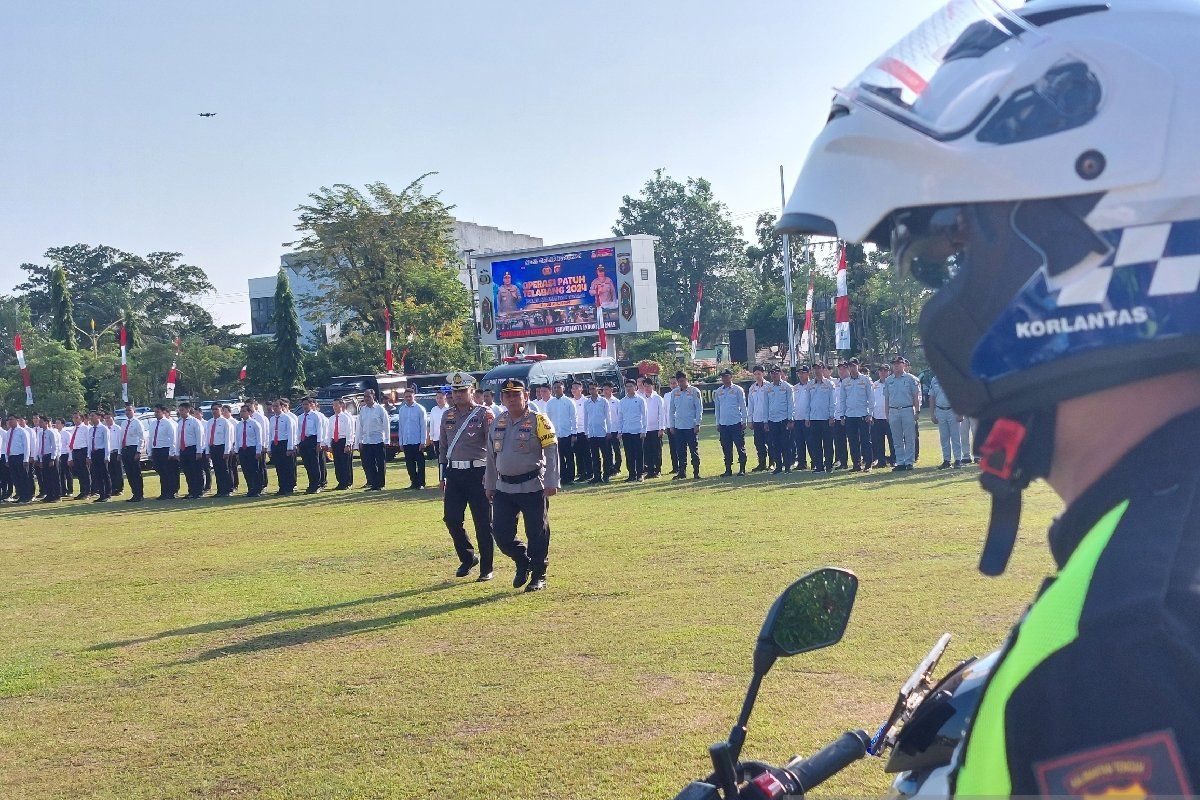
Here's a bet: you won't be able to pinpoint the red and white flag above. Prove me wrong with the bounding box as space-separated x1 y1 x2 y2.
595 301 607 351
165 337 180 399
383 307 394 372
13 334 32 406
834 244 850 351
119 324 129 403
238 364 247 381
800 273 814 356
689 283 703 361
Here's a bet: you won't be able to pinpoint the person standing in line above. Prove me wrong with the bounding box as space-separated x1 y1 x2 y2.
638 377 665 478
188 406 211 495
663 374 681 476
68 411 92 499
316 405 330 490
479 389 503 420
37 416 61 503
268 399 298 495
831 363 849 469
602 382 622 478
806 364 836 473
87 410 112 503
428 389 449 461
746 365 770 472
545 381 578 485
884 356 922 471
7 416 33 503
570 381 591 482
583 382 612 484
871 365 895 468
713 368 748 477
148 405 179 500
220 406 240 492
29 414 45 500
175 403 205 499
0 420 9 501
249 399 270 490
206 402 234 497
929 374 965 469
357 389 389 490
235 405 265 497
616 378 648 482
328 398 356 490
55 418 73 498
119 403 147 502
103 412 124 497
397 388 428 490
669 371 703 480
764 366 794 474
839 358 874 472
790 366 812 470
296 397 325 494
485 378 559 593
439 372 495 581
959 416 976 464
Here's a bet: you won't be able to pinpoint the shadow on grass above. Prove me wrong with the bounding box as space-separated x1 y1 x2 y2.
88 581 462 651
169 591 512 663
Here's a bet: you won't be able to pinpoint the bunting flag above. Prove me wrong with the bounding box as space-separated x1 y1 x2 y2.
800 273 814 356
834 244 850 351
689 283 703 361
238 364 247 381
595 301 607 351
165 337 180 399
119 324 129 403
14 334 32 406
383 307 394 372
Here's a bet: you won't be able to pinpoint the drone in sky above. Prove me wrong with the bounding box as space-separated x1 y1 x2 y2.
197 112 217 118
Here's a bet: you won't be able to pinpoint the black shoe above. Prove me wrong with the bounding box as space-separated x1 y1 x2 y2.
587 478 602 485
892 465 904 472
73 494 86 501
513 564 530 589
93 497 109 503
524 576 547 593
305 487 323 494
456 555 480 578
720 469 733 477
825 468 834 474
750 465 766 473
692 472 700 480
937 461 951 469
772 467 782 475
477 571 494 582
671 473 686 481
247 492 261 498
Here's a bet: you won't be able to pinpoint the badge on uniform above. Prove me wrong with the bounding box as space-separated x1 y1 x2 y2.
1035 730 1193 797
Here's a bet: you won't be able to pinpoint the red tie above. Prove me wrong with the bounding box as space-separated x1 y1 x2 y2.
70 426 78 449
210 418 217 446
302 412 308 437
180 421 185 450
154 420 160 447
123 420 130 447
274 417 280 445
242 423 247 448
6 431 13 457
333 414 339 441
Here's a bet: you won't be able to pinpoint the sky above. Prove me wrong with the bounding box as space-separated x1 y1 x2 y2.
0 0 946 331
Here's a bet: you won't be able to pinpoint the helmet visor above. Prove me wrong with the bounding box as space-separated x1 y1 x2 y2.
839 0 1043 139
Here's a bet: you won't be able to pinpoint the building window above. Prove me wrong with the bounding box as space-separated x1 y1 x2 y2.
251 296 276 335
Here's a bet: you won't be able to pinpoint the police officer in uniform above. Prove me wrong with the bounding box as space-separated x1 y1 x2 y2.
485 378 559 593
884 357 921 471
713 368 748 477
929 374 964 468
439 372 495 582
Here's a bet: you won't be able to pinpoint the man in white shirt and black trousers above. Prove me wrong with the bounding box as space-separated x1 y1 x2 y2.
235 404 265 497
119 403 147 502
55 418 73 498
104 412 124 497
68 411 91 499
37 416 61 503
148 405 179 499
356 389 390 491
296 397 325 494
328 398 356 490
86 410 112 502
269 398 299 496
206 401 235 497
176 402 207 499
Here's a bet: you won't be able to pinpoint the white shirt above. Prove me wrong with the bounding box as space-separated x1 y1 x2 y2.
605 395 621 432
428 404 448 442
357 404 390 445
150 417 179 456
641 390 665 432
297 410 324 440
107 423 122 453
178 416 206 451
271 411 299 447
397 402 428 446
235 418 265 453
69 422 92 452
747 381 770 424
792 380 812 422
328 411 356 448
872 380 889 420
59 427 73 451
571 395 586 433
120 417 147 452
545 395 578 437
208 415 234 448
88 423 110 461
617 394 649 434
38 427 62 459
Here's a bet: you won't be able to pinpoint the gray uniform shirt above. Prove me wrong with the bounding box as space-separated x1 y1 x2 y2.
840 374 874 418
485 408 561 493
439 404 492 465
885 373 923 410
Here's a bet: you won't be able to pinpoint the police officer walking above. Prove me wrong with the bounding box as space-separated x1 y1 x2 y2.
485 378 559 593
440 372 495 582
713 368 748 477
884 356 922 471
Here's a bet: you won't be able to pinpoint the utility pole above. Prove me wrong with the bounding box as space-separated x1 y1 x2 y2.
779 166 797 380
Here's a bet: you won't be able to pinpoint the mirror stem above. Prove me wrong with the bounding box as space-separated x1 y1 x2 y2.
729 671 764 762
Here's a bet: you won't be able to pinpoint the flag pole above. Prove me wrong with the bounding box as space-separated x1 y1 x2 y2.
779 166 796 377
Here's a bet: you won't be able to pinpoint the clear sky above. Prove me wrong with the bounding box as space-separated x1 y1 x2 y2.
0 0 945 330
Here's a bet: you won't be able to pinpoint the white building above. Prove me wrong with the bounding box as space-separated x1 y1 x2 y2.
248 220 542 344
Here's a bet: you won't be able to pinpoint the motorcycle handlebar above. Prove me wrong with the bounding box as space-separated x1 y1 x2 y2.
782 729 871 794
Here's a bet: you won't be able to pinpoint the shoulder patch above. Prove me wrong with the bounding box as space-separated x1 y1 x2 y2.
534 413 556 447
1035 730 1192 797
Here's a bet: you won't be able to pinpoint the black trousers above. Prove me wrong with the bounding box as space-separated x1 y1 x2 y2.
443 466 493 573
59 454 73 495
239 447 262 495
845 416 872 468
644 430 663 475
791 422 808 469
573 433 592 480
556 434 576 484
108 452 124 494
272 443 296 493
151 447 176 498
41 456 60 501
211 443 231 494
403 444 425 487
587 436 611 481
871 419 894 465
675 428 700 474
751 422 769 467
72 448 91 496
10 455 30 501
807 420 834 471
834 421 848 467
332 438 354 488
90 450 112 499
666 429 680 474
201 455 212 492
299 436 321 491
767 421 789 469
122 446 144 499
180 446 203 496
492 489 549 576
718 424 747 469
230 455 239 489
621 433 644 478
318 445 328 487
609 432 622 472
360 442 385 488
0 457 10 500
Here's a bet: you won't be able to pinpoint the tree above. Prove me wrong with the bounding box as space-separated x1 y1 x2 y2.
613 170 755 342
304 333 385 389
0 336 86 419
293 176 473 367
273 269 306 393
49 266 76 350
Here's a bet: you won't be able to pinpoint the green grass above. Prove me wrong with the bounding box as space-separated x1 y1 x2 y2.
0 422 1061 799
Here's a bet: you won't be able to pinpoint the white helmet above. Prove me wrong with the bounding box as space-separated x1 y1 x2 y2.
778 0 1200 420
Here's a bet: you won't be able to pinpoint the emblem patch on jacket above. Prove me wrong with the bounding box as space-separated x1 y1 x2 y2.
1034 730 1192 797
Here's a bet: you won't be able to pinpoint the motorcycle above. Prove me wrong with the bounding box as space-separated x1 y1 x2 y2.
673 568 995 800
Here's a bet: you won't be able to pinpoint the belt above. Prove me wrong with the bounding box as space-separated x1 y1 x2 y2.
499 468 540 484
448 459 486 469
937 405 953 410
889 406 914 410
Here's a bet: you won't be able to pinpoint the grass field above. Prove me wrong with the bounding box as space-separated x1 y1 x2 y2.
1 421 1062 799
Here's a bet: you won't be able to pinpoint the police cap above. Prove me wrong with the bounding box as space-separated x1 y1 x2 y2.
446 371 476 390
799 365 810 373
752 364 765 373
500 378 526 393
719 368 733 376
891 355 910 365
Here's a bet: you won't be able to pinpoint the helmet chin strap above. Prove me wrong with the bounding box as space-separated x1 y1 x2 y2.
974 409 1057 576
